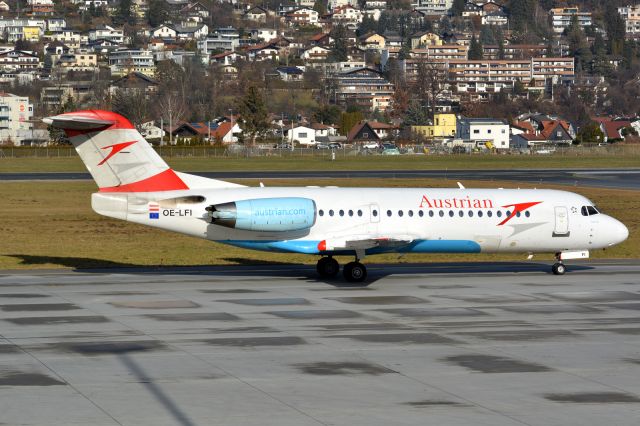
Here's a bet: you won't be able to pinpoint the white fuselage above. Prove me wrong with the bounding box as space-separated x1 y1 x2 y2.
93 186 629 257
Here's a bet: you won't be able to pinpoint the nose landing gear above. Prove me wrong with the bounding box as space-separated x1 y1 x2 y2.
552 253 566 275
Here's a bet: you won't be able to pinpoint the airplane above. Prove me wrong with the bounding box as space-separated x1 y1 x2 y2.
43 110 629 284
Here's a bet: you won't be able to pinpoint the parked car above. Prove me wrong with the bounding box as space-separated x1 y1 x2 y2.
362 142 379 149
273 143 293 149
315 143 330 149
328 142 342 149
381 143 400 155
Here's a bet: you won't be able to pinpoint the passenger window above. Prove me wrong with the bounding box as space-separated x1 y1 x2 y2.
348 210 353 216
408 210 414 217
319 209 324 216
449 210 454 217
525 211 530 218
439 210 444 217
398 210 404 217
419 210 424 217
478 210 483 217
357 209 363 217
505 210 511 217
458 210 463 217
496 211 502 218
429 210 434 217
329 210 334 216
487 210 492 217
387 210 392 217
516 211 521 217
339 210 344 216
468 210 473 217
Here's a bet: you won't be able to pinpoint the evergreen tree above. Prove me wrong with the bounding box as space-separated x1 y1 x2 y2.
329 24 349 62
450 0 465 17
313 0 326 15
566 15 591 73
604 3 626 55
480 25 495 45
115 0 135 25
509 0 536 35
495 26 506 59
339 111 363 136
468 35 483 60
358 14 377 37
236 86 269 146
147 0 169 27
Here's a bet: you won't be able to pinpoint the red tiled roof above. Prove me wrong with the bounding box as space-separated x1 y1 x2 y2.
512 121 534 133
602 120 631 139
540 120 571 138
310 33 329 41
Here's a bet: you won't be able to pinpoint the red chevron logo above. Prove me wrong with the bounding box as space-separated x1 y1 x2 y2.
498 201 542 226
98 140 137 166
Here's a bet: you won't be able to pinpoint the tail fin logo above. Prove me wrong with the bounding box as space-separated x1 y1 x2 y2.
98 140 137 166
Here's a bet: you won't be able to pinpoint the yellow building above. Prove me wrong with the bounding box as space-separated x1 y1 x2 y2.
22 26 41 42
360 33 385 50
410 32 443 49
412 113 457 139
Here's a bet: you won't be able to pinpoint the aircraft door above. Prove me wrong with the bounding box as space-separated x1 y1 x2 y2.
553 206 570 237
370 204 380 223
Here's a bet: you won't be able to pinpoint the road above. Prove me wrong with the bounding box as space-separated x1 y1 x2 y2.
2 168 640 190
1 261 640 425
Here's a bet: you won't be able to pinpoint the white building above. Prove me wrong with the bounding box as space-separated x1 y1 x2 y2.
88 25 125 44
456 118 510 149
411 0 452 15
549 7 592 34
619 5 640 35
286 125 316 145
250 28 278 42
109 49 155 77
0 93 39 146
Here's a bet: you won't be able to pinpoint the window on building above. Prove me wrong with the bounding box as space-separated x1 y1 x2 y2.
299 132 307 138
473 129 480 134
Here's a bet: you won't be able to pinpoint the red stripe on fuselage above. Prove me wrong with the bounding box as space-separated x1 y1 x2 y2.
99 169 189 193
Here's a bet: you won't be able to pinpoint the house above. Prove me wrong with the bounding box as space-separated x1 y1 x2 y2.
301 45 330 62
28 0 54 15
309 32 331 47
88 25 125 44
511 115 575 146
0 50 41 71
311 123 336 138
210 51 240 66
592 117 632 143
331 5 363 29
0 2 10 12
359 33 385 50
409 32 442 49
245 38 290 61
250 28 278 42
54 50 98 72
151 24 178 39
245 6 269 22
412 113 456 139
171 120 241 143
180 1 209 19
456 118 510 149
140 121 166 141
285 125 316 145
285 8 320 26
347 121 397 142
276 66 304 81
110 72 159 97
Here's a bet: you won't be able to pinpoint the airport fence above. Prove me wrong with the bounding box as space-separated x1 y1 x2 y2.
1 144 639 159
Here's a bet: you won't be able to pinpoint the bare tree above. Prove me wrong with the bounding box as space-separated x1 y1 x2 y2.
155 91 187 145
412 58 448 119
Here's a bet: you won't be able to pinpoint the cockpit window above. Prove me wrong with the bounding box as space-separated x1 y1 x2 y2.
581 206 599 216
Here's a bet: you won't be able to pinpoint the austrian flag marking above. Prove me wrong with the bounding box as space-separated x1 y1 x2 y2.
149 202 160 219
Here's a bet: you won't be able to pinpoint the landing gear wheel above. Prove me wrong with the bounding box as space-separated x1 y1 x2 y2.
343 262 367 283
552 262 566 275
317 257 339 278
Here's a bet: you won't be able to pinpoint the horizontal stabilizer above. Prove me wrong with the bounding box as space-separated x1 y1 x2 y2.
43 115 114 130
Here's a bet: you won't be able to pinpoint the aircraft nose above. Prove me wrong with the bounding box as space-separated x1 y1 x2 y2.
609 218 629 246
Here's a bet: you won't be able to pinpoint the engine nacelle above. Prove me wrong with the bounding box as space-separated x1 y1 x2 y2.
207 197 316 232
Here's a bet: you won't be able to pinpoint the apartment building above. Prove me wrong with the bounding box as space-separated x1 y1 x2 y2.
333 67 395 112
447 57 574 98
483 44 548 60
549 7 592 34
109 49 155 77
618 5 640 36
411 44 468 60
0 93 36 146
457 117 510 149
411 0 452 15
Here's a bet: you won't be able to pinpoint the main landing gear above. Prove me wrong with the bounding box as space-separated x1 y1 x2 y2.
316 256 368 283
552 253 567 275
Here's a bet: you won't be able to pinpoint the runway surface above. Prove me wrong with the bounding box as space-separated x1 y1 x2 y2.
2 168 640 190
1 261 640 425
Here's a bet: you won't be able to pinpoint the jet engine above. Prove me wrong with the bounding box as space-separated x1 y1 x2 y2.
206 197 316 232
